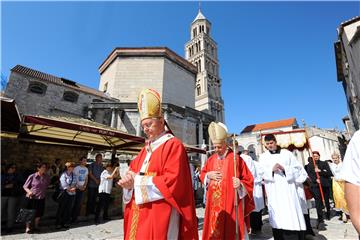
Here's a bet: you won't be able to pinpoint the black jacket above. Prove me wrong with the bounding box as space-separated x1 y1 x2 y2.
305 160 333 187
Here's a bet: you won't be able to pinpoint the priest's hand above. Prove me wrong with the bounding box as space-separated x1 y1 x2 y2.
117 171 135 189
272 163 284 173
232 177 241 189
208 171 222 181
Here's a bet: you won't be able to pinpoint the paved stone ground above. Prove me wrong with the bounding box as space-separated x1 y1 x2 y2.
1 207 358 239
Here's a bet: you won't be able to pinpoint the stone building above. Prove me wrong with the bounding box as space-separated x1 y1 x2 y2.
235 118 344 164
93 47 215 148
236 118 299 160
334 16 360 133
5 65 118 121
4 10 222 154
185 10 225 122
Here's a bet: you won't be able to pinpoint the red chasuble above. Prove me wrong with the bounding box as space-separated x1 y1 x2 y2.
200 151 254 240
123 137 199 240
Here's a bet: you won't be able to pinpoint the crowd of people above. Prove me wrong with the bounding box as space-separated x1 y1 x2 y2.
1 154 123 234
2 88 359 240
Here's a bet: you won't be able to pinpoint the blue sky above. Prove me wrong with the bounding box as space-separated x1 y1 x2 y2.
2 1 359 133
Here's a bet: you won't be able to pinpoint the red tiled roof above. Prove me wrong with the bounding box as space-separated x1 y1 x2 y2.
241 118 297 133
11 65 113 100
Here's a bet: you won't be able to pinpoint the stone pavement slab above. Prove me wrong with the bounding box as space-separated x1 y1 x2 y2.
1 207 358 239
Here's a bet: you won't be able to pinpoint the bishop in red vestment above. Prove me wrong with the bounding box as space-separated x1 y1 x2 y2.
200 122 254 240
117 89 198 240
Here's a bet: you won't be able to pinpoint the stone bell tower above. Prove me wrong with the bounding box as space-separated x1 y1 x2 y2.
185 9 225 122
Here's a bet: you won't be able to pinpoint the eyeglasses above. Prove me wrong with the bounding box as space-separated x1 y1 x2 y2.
141 118 160 130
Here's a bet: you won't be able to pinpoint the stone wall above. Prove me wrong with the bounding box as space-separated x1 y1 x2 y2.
1 137 124 221
5 71 114 118
1 138 89 170
99 56 196 108
163 58 195 108
100 57 165 103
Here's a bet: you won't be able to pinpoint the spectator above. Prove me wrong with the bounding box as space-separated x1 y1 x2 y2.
95 163 118 224
1 163 24 233
23 162 50 233
48 158 62 189
71 156 89 223
86 154 104 217
306 151 333 229
55 162 77 229
329 152 349 223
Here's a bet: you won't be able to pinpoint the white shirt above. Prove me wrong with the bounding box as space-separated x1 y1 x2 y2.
341 130 360 186
98 170 113 194
258 148 307 231
73 165 88 188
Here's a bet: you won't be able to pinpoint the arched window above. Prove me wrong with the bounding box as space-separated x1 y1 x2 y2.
196 85 201 96
198 41 201 51
198 60 201 72
28 81 47 95
63 91 79 103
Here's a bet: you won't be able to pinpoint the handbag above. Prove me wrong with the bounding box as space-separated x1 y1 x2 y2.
16 208 36 223
52 188 64 202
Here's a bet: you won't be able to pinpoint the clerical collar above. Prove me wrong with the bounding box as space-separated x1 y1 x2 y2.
269 147 281 154
217 149 228 160
145 131 172 154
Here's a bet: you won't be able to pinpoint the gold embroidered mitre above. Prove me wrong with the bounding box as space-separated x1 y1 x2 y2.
138 88 162 121
208 122 228 144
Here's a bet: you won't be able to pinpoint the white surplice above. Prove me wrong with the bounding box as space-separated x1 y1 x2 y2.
241 154 265 212
258 148 307 231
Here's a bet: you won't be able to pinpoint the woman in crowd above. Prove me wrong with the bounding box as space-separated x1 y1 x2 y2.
95 163 118 224
23 162 50 233
1 163 24 233
329 152 349 223
55 162 77 229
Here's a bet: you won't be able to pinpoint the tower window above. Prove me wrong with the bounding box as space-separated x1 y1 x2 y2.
193 28 197 37
103 82 108 93
63 91 79 103
196 85 201 96
28 81 47 95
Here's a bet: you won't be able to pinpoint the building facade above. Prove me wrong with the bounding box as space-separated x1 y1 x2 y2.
185 10 225 122
98 47 197 108
235 118 344 165
334 16 360 133
94 47 215 148
5 65 117 120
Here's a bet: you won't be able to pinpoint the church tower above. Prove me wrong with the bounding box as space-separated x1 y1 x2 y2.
185 9 225 122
